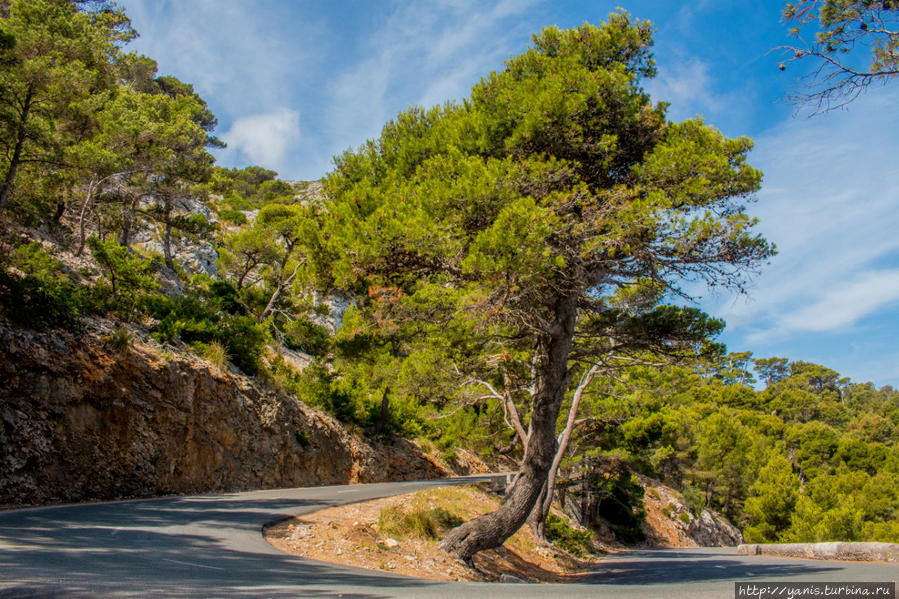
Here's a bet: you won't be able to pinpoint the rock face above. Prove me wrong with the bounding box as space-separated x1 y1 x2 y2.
640 476 744 548
0 319 446 507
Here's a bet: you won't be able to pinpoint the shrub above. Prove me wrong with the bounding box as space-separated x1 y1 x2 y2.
0 243 93 329
545 514 594 557
149 286 268 376
217 208 248 225
0 271 87 329
679 512 691 524
219 315 268 375
87 237 159 319
682 485 705 516
593 469 647 543
284 318 331 356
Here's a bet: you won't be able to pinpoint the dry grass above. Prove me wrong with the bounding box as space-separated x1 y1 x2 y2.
202 341 229 370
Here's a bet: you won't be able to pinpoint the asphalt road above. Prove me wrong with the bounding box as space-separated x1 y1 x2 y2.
0 477 895 598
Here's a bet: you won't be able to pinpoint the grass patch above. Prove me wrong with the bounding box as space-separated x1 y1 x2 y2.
107 326 132 352
201 340 229 370
377 501 463 540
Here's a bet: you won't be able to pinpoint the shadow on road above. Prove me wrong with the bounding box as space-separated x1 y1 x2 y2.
583 549 840 585
0 495 440 598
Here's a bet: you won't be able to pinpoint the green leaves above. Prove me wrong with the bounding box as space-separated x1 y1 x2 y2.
0 0 131 212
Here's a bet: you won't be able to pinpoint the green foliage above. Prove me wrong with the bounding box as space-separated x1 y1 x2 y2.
682 486 705 516
205 166 293 206
87 236 159 318
283 319 331 356
575 357 899 544
743 450 800 542
592 469 646 543
545 514 594 557
0 242 93 329
0 0 133 214
217 208 248 225
148 281 268 376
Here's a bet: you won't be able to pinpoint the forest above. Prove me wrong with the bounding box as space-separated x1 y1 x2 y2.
1 0 897 556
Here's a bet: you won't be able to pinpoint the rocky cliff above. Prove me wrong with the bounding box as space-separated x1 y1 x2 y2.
639 476 744 547
0 318 447 507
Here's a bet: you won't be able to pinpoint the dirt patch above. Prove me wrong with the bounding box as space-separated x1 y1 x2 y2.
264 484 599 583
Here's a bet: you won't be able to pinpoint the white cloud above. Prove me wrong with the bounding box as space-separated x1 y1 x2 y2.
646 58 727 120
778 269 899 333
322 0 539 166
704 89 899 342
120 1 320 116
222 109 301 170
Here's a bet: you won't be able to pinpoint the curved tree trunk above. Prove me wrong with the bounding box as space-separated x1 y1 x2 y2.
529 363 600 540
439 296 577 562
0 83 33 213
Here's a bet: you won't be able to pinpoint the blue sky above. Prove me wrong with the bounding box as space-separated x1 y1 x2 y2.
119 0 899 388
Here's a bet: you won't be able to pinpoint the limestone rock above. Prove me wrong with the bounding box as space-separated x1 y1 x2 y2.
0 318 448 507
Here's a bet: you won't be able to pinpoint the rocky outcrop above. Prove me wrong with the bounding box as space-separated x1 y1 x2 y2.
640 477 743 548
0 319 447 507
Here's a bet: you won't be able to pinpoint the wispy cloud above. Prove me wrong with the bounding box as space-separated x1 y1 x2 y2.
646 58 728 121
322 0 540 167
121 0 323 118
221 109 301 172
705 90 899 346
779 269 899 333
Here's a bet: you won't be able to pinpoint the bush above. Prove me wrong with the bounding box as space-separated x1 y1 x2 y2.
149 286 268 376
682 485 705 516
0 243 94 329
545 514 594 557
217 208 248 225
284 318 331 356
0 271 88 329
592 469 647 543
87 237 159 319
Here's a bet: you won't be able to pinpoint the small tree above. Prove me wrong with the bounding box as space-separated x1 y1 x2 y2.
324 13 773 561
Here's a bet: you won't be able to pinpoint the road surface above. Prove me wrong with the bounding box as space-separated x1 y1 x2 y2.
0 477 895 598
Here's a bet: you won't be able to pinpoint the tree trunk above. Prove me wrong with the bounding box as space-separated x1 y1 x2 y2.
439 295 577 562
0 83 34 213
529 363 600 540
119 194 138 247
376 385 391 434
76 178 98 256
162 196 174 270
53 202 65 224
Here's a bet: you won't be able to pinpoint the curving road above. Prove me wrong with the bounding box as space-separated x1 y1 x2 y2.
0 477 895 598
